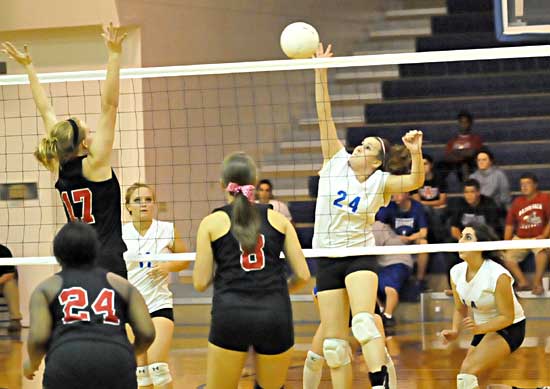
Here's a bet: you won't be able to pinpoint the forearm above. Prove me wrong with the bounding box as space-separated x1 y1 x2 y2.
163 261 189 272
410 148 425 189
315 68 333 122
25 64 56 128
451 308 466 333
27 340 47 370
101 52 121 108
287 274 308 294
474 315 513 334
504 226 514 241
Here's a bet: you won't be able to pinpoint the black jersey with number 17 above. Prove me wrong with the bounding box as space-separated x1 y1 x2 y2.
210 204 287 296
55 156 127 276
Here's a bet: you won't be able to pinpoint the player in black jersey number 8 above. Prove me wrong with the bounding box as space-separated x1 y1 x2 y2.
193 152 310 389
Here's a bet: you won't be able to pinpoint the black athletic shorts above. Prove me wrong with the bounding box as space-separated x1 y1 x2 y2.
209 291 294 355
44 339 136 389
150 308 174 322
471 319 526 353
316 256 379 292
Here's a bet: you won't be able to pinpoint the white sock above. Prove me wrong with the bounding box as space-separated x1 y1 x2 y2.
384 312 392 319
303 350 324 389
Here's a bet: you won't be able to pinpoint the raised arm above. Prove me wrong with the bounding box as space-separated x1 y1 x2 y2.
314 43 343 162
385 130 425 195
1 42 57 132
86 23 127 169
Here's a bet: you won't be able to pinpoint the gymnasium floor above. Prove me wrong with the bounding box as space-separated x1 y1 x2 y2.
1 320 549 388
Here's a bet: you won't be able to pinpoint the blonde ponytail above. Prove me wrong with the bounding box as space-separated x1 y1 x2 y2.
34 136 60 172
33 118 85 171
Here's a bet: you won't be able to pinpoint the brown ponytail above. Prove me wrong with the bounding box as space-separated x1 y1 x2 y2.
221 152 260 253
33 117 85 172
377 138 411 175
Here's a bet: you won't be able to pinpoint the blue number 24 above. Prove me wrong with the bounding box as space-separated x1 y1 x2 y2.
333 190 361 213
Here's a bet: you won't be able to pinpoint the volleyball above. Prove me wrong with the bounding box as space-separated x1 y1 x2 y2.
280 22 320 59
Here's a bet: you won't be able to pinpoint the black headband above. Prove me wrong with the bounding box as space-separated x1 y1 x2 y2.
67 119 80 148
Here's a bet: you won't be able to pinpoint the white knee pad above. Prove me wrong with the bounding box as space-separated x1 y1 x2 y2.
322 338 351 368
148 362 173 386
136 366 153 387
351 312 382 345
457 373 478 389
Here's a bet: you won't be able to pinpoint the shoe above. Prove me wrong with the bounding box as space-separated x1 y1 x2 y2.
382 314 396 328
7 319 22 332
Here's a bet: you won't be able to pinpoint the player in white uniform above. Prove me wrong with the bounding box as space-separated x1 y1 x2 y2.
441 223 526 389
123 183 188 389
310 43 424 389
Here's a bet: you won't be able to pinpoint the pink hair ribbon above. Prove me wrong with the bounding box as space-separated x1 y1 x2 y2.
226 182 256 202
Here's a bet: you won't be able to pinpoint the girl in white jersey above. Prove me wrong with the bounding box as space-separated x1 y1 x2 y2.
310 43 424 389
123 183 188 389
441 223 526 389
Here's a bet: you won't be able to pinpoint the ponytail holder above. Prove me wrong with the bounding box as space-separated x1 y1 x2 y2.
67 119 80 148
226 182 256 203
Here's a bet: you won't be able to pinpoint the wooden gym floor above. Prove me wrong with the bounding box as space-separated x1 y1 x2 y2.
1 319 549 389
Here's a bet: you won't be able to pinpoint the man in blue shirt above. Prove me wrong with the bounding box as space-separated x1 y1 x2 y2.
376 192 430 291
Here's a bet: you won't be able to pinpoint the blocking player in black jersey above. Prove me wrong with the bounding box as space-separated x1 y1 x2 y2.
193 152 310 389
23 222 155 389
2 24 128 277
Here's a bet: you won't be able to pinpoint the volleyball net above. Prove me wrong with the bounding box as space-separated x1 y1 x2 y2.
1 45 550 267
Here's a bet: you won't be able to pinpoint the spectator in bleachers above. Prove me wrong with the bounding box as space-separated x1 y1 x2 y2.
256 179 293 222
372 221 413 328
376 192 430 291
503 173 550 295
0 244 22 332
470 148 511 212
450 179 502 240
412 154 448 243
438 110 484 183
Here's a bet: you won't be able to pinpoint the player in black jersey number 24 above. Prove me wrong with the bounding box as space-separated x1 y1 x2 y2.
194 152 311 389
23 222 155 389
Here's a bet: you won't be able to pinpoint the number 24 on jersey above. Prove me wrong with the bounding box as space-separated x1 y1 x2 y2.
333 190 361 213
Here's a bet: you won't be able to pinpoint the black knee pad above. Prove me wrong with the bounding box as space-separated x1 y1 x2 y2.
368 365 388 388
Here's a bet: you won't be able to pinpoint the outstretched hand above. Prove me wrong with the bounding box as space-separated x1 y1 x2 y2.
101 22 127 54
314 42 333 59
1 42 32 66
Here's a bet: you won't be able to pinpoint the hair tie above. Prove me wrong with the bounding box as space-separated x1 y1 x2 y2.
67 119 80 148
226 182 255 202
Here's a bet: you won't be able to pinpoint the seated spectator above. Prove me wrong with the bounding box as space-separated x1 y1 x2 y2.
470 148 511 212
372 221 413 328
376 192 430 291
438 110 484 183
0 244 22 332
450 179 502 241
256 179 293 222
503 173 550 295
412 154 448 243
